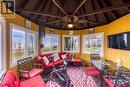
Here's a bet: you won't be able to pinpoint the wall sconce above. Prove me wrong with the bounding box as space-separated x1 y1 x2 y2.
49 29 55 34
88 28 95 34
69 30 74 35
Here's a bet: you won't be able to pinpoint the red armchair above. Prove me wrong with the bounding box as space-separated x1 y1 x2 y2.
17 57 43 79
0 70 46 87
84 66 100 86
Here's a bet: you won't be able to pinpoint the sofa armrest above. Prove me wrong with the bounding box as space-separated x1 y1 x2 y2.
20 70 29 73
20 75 47 87
33 63 44 69
20 70 30 78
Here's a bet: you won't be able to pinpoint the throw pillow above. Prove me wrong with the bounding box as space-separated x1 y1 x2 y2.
52 53 60 61
42 56 49 65
61 54 67 59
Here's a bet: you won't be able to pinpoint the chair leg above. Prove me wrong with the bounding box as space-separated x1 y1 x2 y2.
94 75 102 87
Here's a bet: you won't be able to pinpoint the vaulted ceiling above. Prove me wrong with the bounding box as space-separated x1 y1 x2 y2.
10 0 130 30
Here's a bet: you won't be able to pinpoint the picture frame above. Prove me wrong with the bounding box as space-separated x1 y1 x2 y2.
25 20 32 29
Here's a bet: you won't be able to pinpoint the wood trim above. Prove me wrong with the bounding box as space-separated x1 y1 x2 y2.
16 9 62 18
79 3 130 17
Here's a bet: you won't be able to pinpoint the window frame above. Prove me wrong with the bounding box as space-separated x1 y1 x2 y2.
10 23 38 67
0 14 6 81
82 33 104 57
26 31 38 57
62 35 80 53
42 33 60 53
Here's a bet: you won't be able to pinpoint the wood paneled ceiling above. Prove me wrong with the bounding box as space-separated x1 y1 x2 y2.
9 0 130 30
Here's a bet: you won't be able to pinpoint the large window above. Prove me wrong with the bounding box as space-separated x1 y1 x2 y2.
0 15 6 81
12 29 25 60
82 33 104 56
42 34 60 53
62 35 80 52
27 33 37 56
10 24 38 66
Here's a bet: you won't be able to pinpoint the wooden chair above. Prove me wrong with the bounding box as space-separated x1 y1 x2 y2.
90 54 100 60
0 70 47 87
103 70 130 87
17 57 43 80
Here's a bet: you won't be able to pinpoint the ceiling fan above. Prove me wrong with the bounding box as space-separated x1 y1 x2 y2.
16 0 104 29
46 0 103 29
47 15 102 29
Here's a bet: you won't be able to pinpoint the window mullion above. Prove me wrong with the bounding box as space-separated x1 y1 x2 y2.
51 35 53 53
25 31 27 58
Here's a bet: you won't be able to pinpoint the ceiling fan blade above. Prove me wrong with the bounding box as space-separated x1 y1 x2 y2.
74 23 80 29
61 23 67 29
16 9 62 18
78 3 130 18
73 0 86 15
46 20 63 24
77 19 88 23
52 0 68 15
78 19 105 25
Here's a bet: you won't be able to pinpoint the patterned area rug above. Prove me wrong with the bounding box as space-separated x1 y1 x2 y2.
46 66 97 87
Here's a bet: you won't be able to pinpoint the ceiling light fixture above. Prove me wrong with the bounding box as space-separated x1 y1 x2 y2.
67 23 74 28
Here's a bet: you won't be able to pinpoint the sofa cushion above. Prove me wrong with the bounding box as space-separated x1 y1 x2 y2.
20 75 46 87
103 77 114 87
72 58 82 63
59 52 69 59
38 53 52 61
61 54 67 59
42 56 50 65
46 62 54 69
86 69 100 76
1 70 20 87
52 53 60 61
66 59 72 63
54 60 63 66
22 68 43 78
86 66 96 69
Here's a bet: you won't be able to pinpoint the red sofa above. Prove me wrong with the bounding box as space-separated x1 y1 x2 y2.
38 52 82 69
0 70 46 87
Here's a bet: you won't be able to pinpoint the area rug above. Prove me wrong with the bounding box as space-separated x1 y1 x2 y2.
46 66 97 87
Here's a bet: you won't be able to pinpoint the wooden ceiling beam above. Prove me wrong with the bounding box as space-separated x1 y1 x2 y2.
96 0 116 22
73 0 87 15
79 3 130 17
100 0 117 19
31 0 46 21
46 20 62 24
91 0 98 22
78 19 105 25
52 0 68 15
16 9 62 18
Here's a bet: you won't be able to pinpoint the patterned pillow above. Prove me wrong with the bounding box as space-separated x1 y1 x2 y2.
52 53 60 61
43 56 49 65
61 54 67 59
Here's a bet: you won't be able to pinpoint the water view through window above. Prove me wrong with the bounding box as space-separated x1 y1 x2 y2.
12 29 25 61
52 36 59 52
42 35 51 52
27 33 36 56
63 36 80 52
42 34 59 53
